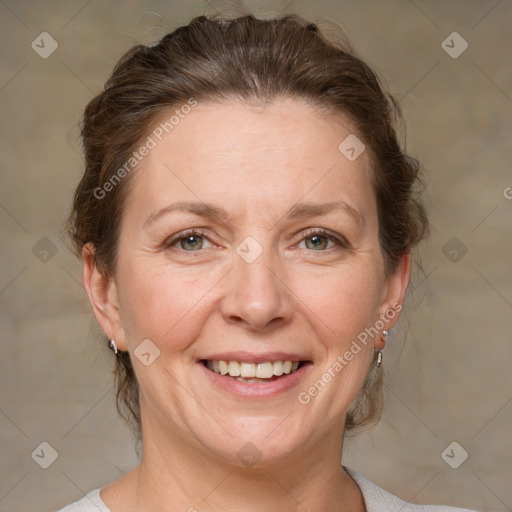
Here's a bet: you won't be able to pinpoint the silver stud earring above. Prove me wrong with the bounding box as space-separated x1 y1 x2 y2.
109 338 119 355
382 330 389 338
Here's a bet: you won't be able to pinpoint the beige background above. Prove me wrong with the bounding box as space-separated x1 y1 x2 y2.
1 1 511 511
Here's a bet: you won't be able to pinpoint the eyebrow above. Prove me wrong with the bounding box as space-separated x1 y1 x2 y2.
287 201 364 227
143 200 364 229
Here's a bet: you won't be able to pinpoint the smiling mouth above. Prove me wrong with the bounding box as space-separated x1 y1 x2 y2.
201 359 307 383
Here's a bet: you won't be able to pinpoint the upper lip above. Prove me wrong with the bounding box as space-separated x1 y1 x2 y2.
200 351 311 364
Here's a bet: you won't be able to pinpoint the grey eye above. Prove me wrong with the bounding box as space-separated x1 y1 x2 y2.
304 235 329 250
180 235 204 251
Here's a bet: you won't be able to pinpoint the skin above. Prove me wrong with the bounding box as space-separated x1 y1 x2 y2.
83 97 410 512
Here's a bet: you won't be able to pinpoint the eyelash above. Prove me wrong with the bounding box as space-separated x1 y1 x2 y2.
165 228 349 252
299 228 348 250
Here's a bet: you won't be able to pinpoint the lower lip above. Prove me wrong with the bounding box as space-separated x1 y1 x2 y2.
197 362 311 398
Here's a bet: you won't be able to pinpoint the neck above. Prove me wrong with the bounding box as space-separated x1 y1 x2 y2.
103 417 365 512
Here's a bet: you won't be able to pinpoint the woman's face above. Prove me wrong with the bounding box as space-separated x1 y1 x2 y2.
92 98 408 467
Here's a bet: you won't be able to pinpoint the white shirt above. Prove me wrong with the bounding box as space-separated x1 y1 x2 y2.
56 467 478 512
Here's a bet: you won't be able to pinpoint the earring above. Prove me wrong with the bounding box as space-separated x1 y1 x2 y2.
109 338 119 355
376 330 389 368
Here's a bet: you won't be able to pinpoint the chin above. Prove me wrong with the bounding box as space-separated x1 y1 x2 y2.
188 413 315 470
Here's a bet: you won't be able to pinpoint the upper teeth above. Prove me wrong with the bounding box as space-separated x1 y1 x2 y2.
206 360 300 378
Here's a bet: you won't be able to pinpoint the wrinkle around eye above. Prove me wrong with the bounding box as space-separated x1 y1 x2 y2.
150 223 361 259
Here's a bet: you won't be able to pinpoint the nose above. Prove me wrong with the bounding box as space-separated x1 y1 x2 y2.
219 246 294 332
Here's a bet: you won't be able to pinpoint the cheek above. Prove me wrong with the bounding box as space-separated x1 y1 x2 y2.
293 264 381 418
117 259 220 352
292 261 384 347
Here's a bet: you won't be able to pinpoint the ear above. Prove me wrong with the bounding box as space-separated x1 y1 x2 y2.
374 251 411 349
82 243 128 351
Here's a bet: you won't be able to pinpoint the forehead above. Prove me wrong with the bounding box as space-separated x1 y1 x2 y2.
126 97 376 224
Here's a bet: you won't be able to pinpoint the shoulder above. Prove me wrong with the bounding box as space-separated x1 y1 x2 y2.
345 467 478 512
56 489 110 512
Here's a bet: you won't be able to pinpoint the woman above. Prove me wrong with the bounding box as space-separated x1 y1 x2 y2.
59 14 477 512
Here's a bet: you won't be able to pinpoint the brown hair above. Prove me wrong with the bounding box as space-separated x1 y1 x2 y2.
67 13 428 436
